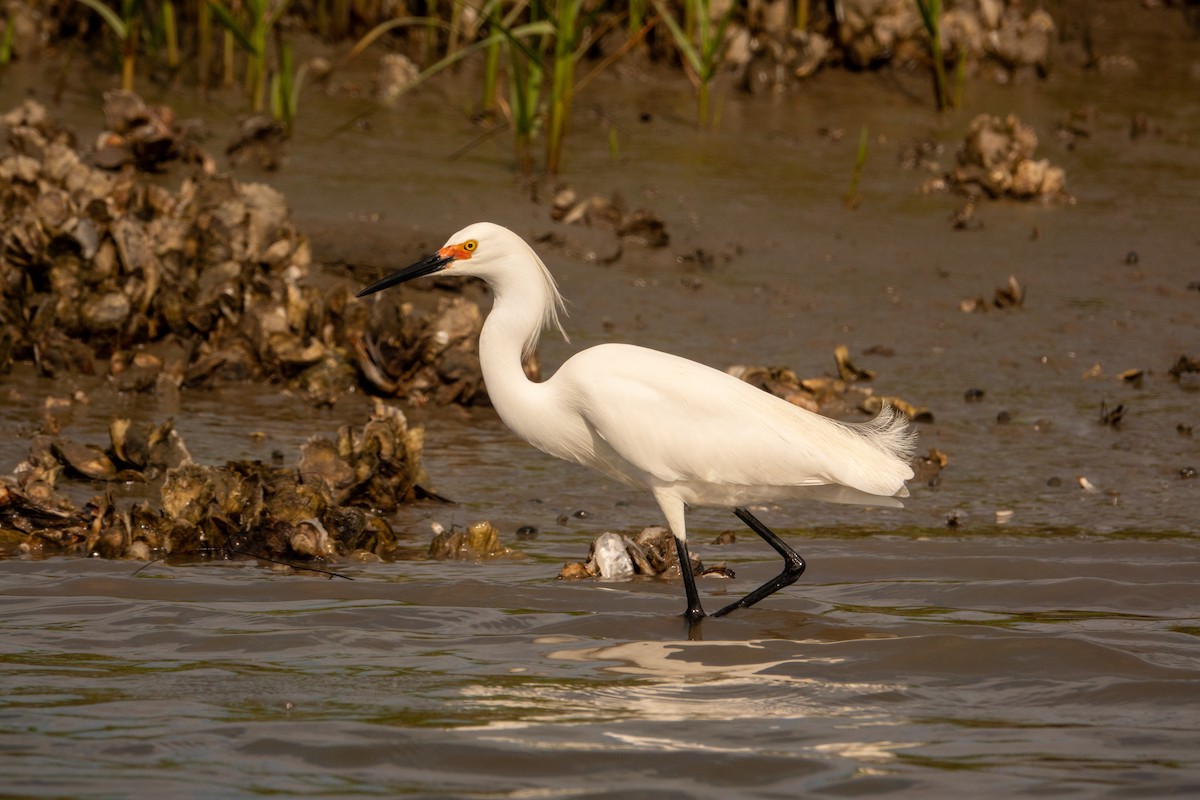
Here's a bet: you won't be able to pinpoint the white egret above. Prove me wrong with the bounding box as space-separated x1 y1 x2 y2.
357 222 917 621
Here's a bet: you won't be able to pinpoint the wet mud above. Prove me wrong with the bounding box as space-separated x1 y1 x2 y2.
2 2 1199 797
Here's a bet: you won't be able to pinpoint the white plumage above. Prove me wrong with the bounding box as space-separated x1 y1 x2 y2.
358 222 917 621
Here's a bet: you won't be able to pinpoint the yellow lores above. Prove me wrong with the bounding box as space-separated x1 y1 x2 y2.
440 239 478 262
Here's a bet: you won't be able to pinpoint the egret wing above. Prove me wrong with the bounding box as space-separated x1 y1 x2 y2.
562 344 911 497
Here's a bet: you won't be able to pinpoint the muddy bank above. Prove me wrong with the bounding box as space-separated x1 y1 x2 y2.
0 7 1197 800
1 93 936 564
0 4 1197 570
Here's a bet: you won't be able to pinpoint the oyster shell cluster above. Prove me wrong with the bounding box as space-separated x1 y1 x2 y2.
0 94 933 569
916 112 1070 203
727 346 933 423
558 526 723 581
835 0 1055 74
949 113 1070 201
718 0 1058 94
550 186 670 250
427 520 511 561
0 97 494 407
93 90 211 172
1 399 425 562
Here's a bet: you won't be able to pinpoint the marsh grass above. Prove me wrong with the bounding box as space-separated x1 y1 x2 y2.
197 0 213 87
914 0 953 111
62 1 740 167
159 0 180 69
208 0 292 112
499 8 551 173
545 0 581 174
59 1 971 177
75 0 140 90
347 0 620 175
269 29 306 131
651 0 735 128
1 5 18 68
843 124 869 208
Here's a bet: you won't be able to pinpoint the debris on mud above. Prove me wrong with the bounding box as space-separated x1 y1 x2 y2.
558 526 732 581
926 114 1071 202
727 347 932 422
95 90 212 173
911 448 950 487
834 344 875 383
1 401 427 562
960 274 1026 312
550 185 670 250
427 520 511 561
376 53 421 104
1098 400 1125 429
225 114 289 171
1168 355 1200 388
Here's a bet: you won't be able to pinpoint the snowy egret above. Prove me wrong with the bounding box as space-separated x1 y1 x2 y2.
357 222 917 621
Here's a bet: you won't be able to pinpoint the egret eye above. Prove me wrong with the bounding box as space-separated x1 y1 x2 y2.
463 239 478 252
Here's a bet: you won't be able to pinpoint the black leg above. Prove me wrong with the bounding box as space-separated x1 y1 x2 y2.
674 535 707 622
711 507 806 617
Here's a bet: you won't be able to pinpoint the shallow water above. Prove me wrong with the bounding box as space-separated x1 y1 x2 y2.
3 7 1200 797
3 534 1199 797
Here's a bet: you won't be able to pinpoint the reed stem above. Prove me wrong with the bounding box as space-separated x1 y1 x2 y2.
915 0 950 111
163 0 179 68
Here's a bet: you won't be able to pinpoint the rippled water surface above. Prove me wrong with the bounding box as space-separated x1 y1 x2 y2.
4 7 1200 797
4 535 1199 797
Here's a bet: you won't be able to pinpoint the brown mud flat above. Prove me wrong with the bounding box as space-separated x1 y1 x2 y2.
0 4 1199 797
0 95 936 564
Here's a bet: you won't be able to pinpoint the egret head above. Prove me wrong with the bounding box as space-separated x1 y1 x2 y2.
356 222 568 355
355 222 514 297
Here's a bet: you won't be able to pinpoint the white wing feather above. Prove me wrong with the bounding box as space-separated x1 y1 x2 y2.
552 344 915 505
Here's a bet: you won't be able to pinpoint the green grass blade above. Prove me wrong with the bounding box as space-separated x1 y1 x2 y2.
844 124 869 207
0 6 16 64
74 0 128 39
206 0 257 54
650 0 703 76
341 16 440 64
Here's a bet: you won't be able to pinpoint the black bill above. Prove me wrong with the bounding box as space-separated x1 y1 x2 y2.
356 252 453 298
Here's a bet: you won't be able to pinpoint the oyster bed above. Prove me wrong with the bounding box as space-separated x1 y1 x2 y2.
1 96 928 567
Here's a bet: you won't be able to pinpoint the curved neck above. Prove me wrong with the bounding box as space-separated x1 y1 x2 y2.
478 281 550 432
